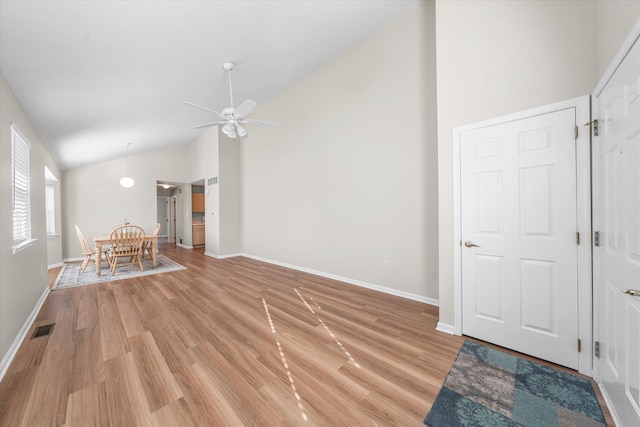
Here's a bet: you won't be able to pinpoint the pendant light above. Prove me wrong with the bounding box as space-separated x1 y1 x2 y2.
120 142 134 188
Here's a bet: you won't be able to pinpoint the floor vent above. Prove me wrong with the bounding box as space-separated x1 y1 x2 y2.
31 323 55 339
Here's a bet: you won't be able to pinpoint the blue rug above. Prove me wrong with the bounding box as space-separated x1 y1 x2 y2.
425 340 606 427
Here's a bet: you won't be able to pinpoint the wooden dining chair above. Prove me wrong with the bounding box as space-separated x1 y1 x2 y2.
142 223 160 259
75 225 108 273
108 225 145 275
108 223 125 234
99 223 126 252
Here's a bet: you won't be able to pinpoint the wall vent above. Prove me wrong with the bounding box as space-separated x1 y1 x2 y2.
208 177 218 185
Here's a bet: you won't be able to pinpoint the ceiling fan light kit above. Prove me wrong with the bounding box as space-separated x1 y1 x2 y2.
185 61 278 139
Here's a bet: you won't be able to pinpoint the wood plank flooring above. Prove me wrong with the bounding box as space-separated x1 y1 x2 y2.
1 242 613 426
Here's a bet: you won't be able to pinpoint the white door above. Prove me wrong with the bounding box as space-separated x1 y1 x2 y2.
460 108 579 369
594 30 640 426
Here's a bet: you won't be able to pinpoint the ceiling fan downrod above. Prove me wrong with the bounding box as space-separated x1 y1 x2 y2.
224 61 235 108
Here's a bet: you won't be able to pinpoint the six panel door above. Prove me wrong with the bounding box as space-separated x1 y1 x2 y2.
460 108 579 369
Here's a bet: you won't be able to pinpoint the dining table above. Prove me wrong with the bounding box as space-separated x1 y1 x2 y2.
93 234 158 276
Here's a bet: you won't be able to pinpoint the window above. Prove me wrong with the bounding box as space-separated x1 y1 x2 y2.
45 184 55 236
44 166 58 237
12 124 34 253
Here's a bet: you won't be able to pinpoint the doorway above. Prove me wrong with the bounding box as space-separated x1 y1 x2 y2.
453 96 592 373
157 196 169 237
157 181 180 243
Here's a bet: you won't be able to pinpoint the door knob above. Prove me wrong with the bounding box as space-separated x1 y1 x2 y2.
464 241 480 248
622 289 640 296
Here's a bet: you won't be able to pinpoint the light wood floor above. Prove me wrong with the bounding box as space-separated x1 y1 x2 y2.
1 242 613 426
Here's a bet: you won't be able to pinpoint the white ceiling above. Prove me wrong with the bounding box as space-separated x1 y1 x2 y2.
0 0 419 170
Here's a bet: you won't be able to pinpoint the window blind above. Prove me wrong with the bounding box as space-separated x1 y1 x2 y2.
12 124 31 244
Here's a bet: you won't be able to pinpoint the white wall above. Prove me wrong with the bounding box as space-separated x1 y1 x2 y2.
241 2 438 300
594 1 640 82
180 130 221 254
435 0 640 327
63 144 188 257
0 74 59 361
61 126 220 259
219 136 241 255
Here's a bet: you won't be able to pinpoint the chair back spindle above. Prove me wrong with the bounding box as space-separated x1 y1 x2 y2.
108 225 146 275
142 223 161 259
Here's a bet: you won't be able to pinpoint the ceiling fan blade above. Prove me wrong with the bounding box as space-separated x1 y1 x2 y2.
193 121 226 129
241 118 279 128
234 99 257 118
184 101 222 116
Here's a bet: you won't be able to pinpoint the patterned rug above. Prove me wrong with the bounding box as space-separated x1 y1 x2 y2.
425 340 606 427
52 254 186 289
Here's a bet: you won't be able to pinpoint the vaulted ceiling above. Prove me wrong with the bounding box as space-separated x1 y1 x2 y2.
0 0 419 170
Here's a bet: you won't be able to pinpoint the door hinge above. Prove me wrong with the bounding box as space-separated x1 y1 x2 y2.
594 231 600 247
594 341 600 358
575 125 579 139
584 119 599 136
576 231 580 245
578 339 582 352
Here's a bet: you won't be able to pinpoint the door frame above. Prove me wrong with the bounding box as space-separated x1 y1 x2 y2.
169 195 177 243
452 95 593 375
591 17 640 420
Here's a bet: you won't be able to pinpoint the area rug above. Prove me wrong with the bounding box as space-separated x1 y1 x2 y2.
425 340 606 427
52 254 186 290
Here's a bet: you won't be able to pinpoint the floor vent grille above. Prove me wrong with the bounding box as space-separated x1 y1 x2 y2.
31 323 55 339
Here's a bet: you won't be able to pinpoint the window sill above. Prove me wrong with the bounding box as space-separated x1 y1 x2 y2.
13 238 37 254
47 234 60 239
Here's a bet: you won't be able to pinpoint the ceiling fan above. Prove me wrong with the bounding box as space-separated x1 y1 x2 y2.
185 62 278 139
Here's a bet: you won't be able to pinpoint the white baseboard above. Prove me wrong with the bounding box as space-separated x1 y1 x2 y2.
63 256 83 263
0 286 50 382
240 253 439 307
436 322 456 335
48 262 63 269
204 252 243 260
176 243 193 249
597 381 621 427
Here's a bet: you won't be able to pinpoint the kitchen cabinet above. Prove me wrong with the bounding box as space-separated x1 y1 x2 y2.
192 193 204 212
192 222 205 247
